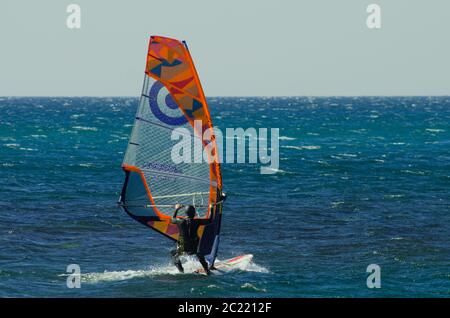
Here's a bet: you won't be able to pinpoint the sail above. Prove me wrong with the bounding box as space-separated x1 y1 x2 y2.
119 36 223 266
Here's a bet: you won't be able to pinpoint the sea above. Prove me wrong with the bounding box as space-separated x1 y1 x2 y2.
0 96 449 297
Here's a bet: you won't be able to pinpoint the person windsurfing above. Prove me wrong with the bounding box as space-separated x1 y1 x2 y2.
170 204 213 275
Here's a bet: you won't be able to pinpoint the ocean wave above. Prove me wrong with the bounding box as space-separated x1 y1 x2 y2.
349 129 367 134
259 167 292 174
4 143 20 148
19 147 37 151
282 145 321 150
72 126 98 131
207 284 221 289
391 142 406 146
331 201 345 208
0 137 16 142
425 128 445 133
240 283 267 292
401 170 426 176
337 153 358 158
384 194 405 199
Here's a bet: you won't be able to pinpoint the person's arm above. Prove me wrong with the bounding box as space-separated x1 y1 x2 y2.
170 204 183 224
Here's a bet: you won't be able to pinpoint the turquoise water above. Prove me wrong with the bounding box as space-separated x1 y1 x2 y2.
0 96 449 297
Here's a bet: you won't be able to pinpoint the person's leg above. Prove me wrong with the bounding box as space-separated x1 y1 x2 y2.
171 248 184 273
196 254 210 275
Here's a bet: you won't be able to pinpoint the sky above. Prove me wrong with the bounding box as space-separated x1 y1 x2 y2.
1 0 449 96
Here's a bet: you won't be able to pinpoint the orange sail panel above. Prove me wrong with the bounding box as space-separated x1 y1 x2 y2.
119 36 223 265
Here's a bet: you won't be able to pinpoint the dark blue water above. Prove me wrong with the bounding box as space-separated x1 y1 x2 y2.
1 96 449 297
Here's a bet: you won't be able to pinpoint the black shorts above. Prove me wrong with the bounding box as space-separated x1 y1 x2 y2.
177 240 198 255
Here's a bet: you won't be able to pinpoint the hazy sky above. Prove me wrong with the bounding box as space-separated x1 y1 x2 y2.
1 0 449 96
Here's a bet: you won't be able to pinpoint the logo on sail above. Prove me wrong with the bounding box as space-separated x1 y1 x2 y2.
148 81 187 126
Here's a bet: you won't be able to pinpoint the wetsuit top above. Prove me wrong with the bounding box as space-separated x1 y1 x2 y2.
172 218 210 252
170 209 212 253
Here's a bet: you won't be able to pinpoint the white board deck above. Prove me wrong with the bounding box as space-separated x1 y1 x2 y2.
195 254 253 274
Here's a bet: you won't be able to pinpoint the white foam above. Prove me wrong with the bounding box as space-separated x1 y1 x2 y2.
337 153 357 158
80 267 177 283
401 170 426 176
4 143 20 148
240 283 267 292
259 167 290 174
0 137 16 142
72 126 98 131
331 201 345 208
278 136 296 141
282 145 321 150
384 194 405 199
78 256 269 283
425 128 445 133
